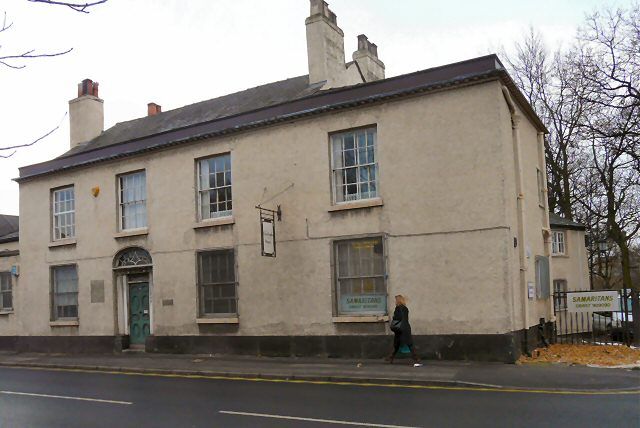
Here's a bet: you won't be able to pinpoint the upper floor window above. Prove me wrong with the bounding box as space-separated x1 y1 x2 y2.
197 154 232 220
0 272 12 312
51 265 78 320
119 171 147 230
331 127 378 204
52 186 75 240
552 231 566 255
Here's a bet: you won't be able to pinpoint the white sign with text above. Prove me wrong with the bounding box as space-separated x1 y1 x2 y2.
567 291 620 313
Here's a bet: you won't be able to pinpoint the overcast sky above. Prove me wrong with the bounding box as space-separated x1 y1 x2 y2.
0 0 633 215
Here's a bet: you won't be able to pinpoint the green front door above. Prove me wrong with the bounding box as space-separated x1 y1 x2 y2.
129 283 150 344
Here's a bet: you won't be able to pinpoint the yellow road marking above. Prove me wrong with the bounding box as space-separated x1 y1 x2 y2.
1 365 638 396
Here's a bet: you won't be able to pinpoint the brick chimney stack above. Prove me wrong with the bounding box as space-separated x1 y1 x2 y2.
147 103 162 116
69 78 104 149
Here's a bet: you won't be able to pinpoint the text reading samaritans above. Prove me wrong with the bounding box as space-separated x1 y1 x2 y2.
566 291 620 313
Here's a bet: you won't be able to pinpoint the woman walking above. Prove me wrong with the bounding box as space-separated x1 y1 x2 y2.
387 295 422 366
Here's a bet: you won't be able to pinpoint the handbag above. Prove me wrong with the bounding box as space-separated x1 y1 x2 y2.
390 319 402 332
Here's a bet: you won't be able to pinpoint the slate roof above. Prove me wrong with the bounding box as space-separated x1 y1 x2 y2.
61 75 324 159
18 54 546 181
549 212 586 230
0 214 19 243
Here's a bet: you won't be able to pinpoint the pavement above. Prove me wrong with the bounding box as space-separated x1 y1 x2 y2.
0 351 638 392
1 365 639 428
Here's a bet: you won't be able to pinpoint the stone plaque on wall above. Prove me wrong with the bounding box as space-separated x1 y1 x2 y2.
90 280 105 303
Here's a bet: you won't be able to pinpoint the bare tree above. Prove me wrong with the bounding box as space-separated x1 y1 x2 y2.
0 0 107 157
573 3 640 344
503 30 589 221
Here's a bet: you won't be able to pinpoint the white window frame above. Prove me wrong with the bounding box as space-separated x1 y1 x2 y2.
197 249 237 317
330 127 379 204
0 272 12 312
51 265 79 321
334 236 387 316
552 231 566 256
118 170 147 231
197 153 232 221
52 186 75 241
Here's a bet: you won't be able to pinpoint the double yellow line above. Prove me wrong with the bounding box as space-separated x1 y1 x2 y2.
3 365 639 396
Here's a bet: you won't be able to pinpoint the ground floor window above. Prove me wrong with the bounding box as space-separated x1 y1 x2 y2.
52 265 78 320
334 237 386 315
553 279 568 311
0 272 12 311
197 250 237 316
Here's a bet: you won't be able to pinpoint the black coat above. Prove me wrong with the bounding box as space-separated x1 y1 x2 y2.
392 304 413 347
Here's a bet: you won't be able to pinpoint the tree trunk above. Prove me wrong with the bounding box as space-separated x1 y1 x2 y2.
617 238 640 345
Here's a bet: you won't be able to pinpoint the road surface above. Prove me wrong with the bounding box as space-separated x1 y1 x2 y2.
0 367 638 427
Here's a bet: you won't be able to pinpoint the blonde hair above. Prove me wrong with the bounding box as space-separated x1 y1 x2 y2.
395 295 406 305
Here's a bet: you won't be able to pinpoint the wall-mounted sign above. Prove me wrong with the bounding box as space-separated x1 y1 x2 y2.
527 282 535 299
257 205 280 257
567 291 620 313
261 218 275 257
339 294 386 313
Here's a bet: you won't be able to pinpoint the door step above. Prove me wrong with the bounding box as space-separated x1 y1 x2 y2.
123 344 145 353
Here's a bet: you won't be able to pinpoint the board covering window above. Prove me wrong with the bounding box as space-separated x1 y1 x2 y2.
52 186 75 240
52 265 78 320
119 171 147 230
334 237 386 315
197 250 237 316
197 154 232 221
0 272 12 311
552 231 566 255
535 256 551 299
331 127 378 204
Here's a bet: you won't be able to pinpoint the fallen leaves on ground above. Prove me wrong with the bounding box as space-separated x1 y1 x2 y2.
518 344 640 367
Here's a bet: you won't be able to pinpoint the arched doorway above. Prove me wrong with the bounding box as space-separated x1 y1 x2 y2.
113 247 153 348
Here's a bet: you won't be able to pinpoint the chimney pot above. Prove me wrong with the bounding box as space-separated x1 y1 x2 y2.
78 78 99 97
147 102 162 116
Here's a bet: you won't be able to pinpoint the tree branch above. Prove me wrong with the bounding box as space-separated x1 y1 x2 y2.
0 112 67 156
27 0 108 13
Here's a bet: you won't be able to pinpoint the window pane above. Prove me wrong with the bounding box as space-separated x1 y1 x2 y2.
335 238 386 315
52 186 75 240
198 251 237 315
331 128 378 203
53 266 78 319
198 154 231 220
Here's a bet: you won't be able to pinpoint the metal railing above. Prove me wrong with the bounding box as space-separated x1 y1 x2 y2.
551 290 634 346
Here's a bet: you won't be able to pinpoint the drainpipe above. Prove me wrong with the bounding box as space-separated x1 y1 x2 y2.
502 86 530 351
537 131 554 325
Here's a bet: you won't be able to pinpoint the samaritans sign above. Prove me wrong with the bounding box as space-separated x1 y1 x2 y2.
340 294 386 313
567 291 620 313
